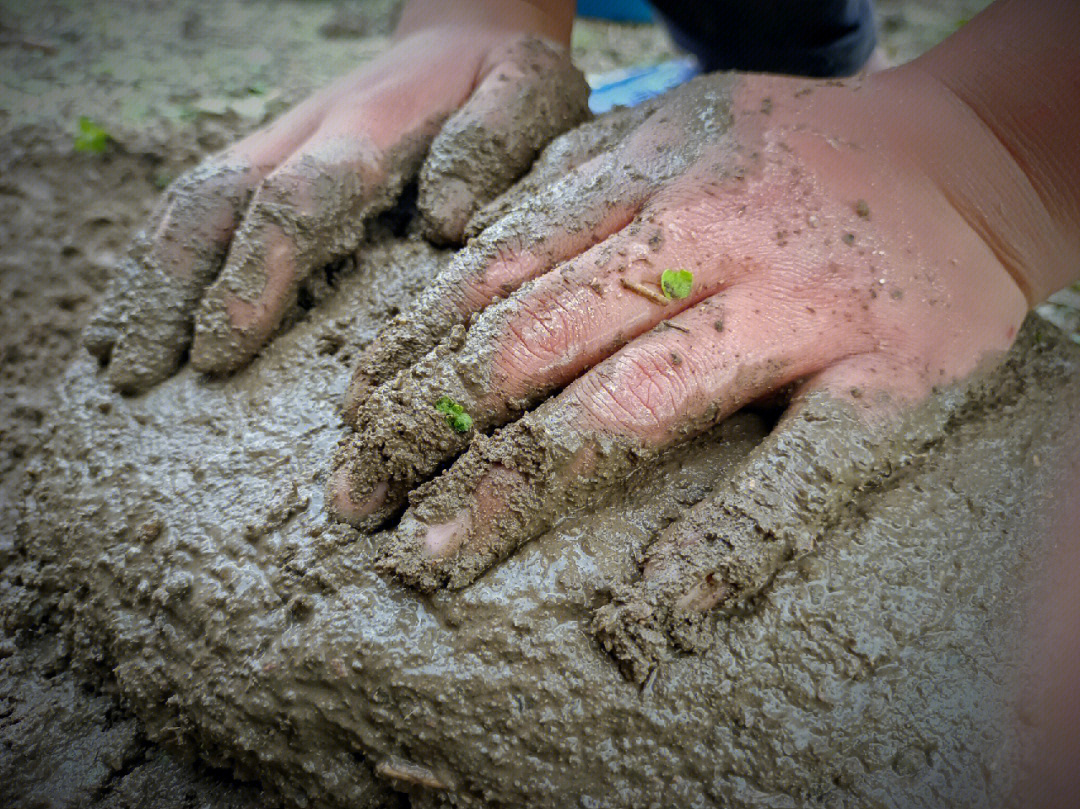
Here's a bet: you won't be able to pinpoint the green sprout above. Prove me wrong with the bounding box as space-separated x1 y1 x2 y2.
74 116 112 154
660 269 694 300
435 396 473 434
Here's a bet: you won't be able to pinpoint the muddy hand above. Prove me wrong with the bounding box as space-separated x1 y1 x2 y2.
591 386 964 683
85 15 587 392
331 48 1069 652
340 79 723 420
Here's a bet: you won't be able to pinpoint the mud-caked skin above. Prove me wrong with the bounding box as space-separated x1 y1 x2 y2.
331 66 1032 671
335 78 733 525
417 36 590 245
83 162 259 392
337 83 712 421
84 32 588 391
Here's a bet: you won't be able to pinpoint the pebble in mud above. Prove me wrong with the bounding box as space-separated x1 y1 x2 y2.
8 220 1079 807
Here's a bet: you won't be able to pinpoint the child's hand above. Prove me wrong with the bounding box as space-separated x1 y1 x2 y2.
85 15 587 392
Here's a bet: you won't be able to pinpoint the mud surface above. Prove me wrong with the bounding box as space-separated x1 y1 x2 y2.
0 635 276 809
6 227 1080 808
5 0 1076 807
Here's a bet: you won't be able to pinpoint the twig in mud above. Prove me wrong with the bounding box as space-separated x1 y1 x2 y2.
660 320 690 334
375 757 453 790
0 34 59 54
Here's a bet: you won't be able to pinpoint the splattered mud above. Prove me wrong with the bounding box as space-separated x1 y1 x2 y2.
5 0 1077 807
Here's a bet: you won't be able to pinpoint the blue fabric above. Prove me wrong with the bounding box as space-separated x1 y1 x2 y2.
588 57 702 113
577 0 655 23
650 0 877 77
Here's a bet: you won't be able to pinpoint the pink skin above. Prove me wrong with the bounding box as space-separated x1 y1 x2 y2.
333 0 1080 557
337 157 648 421
94 0 581 388
331 64 1035 560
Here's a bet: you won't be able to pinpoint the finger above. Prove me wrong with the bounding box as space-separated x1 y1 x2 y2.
341 79 733 417
335 197 741 525
87 108 327 391
83 255 140 361
590 355 956 683
189 113 439 375
463 97 661 240
370 282 875 591
94 160 266 392
340 151 649 422
417 35 590 245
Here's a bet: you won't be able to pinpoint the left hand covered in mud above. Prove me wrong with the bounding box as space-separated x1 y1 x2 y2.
330 63 1044 678
83 2 588 393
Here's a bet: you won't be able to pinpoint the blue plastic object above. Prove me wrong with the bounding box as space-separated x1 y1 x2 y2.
587 56 700 114
576 0 654 23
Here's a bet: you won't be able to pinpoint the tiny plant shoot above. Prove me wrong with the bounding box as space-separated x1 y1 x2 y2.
74 117 111 154
435 396 473 434
661 269 694 300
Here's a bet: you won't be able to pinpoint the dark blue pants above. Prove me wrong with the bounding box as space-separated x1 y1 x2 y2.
650 0 877 77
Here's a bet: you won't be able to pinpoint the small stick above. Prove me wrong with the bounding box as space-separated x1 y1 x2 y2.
620 278 669 306
0 35 59 54
375 757 452 790
660 321 690 334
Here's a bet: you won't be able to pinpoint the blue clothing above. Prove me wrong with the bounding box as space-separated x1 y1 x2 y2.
650 0 877 77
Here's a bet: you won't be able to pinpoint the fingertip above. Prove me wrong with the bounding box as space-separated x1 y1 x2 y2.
341 366 374 426
327 466 388 527
189 291 245 376
83 322 118 363
418 174 475 246
105 334 180 395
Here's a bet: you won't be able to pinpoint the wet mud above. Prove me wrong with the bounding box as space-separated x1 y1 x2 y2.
6 216 1079 806
1 0 1063 806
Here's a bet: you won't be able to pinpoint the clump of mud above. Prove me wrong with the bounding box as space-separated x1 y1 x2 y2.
5 215 1077 806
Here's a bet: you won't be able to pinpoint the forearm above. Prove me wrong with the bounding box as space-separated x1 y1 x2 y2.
896 0 1080 303
395 0 576 46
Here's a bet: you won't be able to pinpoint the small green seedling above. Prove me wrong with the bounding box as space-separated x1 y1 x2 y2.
660 269 694 300
435 396 473 434
74 116 112 154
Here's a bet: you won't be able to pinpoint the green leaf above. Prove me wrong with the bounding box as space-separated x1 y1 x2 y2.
435 397 473 433
448 412 473 433
74 116 111 154
660 269 693 300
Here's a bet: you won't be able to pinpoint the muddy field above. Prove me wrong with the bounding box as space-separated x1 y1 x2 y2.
4 1 1076 807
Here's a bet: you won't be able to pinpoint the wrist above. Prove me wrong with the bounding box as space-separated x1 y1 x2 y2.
394 0 575 47
886 0 1080 304
861 64 1067 305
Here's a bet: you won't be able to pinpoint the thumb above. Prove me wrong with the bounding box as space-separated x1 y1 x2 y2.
591 356 975 684
417 35 590 245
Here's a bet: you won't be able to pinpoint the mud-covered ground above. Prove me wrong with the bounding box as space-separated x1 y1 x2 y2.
5 0 1074 807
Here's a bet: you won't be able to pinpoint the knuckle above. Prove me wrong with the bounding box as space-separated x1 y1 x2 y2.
578 344 689 436
501 287 578 366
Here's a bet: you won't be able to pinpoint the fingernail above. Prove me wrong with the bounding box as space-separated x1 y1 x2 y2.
328 468 388 525
421 508 472 558
420 176 474 245
341 370 373 425
675 572 730 612
190 293 244 375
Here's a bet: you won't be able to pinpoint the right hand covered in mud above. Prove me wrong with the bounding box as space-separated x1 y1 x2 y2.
331 4 1080 680
84 1 587 393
